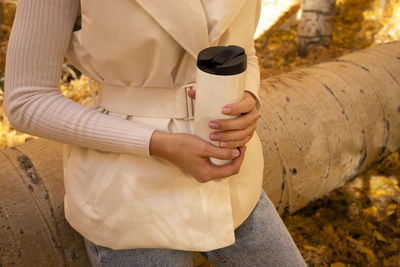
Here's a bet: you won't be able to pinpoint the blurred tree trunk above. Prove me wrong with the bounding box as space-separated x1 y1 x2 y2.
295 0 336 56
0 41 399 266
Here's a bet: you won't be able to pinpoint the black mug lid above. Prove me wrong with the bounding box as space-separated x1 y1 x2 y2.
197 45 247 76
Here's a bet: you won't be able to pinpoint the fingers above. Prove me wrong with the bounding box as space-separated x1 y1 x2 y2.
210 127 253 142
188 89 196 99
193 146 247 183
200 141 241 160
171 133 246 183
209 108 258 131
208 146 247 179
221 92 256 116
218 135 253 148
208 107 258 149
228 146 246 170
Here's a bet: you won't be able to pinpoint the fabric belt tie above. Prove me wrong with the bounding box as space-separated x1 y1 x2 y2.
89 80 195 120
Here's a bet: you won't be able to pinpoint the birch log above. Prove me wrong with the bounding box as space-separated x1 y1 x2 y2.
295 0 336 56
0 41 399 266
259 41 400 215
0 139 89 266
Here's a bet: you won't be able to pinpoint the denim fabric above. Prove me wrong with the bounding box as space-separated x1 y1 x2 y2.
83 190 307 266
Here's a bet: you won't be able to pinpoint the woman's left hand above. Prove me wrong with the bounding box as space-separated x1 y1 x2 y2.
188 90 259 149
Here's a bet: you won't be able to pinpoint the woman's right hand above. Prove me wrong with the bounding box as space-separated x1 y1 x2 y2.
149 131 246 183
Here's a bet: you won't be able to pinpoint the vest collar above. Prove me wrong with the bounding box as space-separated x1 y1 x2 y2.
134 0 247 59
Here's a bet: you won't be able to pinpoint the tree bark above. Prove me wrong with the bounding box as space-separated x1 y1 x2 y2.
0 139 90 266
0 41 399 266
259 41 400 215
295 0 336 56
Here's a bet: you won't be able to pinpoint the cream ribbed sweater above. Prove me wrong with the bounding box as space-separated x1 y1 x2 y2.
4 0 156 157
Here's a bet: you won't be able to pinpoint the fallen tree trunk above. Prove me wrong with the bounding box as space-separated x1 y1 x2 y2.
258 41 400 215
0 140 88 266
0 41 399 266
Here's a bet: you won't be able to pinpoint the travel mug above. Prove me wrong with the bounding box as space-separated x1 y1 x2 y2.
194 45 247 165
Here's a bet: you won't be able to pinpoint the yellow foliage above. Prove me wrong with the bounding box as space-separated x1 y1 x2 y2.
373 230 387 242
376 152 400 172
384 255 400 267
0 1 17 77
60 75 96 107
362 206 378 219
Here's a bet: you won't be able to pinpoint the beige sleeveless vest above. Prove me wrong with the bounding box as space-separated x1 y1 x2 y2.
63 0 264 251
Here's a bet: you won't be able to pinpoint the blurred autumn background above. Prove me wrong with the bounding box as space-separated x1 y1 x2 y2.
1 0 400 266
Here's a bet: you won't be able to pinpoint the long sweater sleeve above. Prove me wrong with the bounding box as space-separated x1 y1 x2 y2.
243 0 262 111
4 0 157 157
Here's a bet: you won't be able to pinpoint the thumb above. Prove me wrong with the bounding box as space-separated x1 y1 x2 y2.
188 89 196 99
202 142 240 160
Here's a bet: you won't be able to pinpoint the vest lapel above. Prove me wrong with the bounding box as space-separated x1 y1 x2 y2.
135 0 209 59
134 0 247 59
201 0 247 45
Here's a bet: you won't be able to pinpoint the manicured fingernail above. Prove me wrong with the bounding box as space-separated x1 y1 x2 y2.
232 149 240 157
209 122 219 129
222 107 232 114
210 134 220 140
220 142 228 148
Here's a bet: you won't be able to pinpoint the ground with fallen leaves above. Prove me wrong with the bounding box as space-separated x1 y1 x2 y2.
254 1 400 266
1 0 400 266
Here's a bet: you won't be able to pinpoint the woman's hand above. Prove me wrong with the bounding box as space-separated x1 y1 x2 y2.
188 90 259 149
149 131 246 183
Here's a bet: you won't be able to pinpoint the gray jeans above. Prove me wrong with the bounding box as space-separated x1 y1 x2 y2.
84 190 307 266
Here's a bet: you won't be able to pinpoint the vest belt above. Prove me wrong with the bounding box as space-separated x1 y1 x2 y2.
90 81 195 120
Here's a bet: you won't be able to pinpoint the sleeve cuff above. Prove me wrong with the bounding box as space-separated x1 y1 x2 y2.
141 127 158 158
245 89 262 111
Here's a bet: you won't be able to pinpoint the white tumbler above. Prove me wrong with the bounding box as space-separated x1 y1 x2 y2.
194 45 247 165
